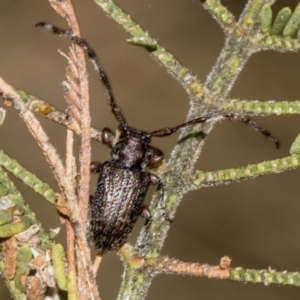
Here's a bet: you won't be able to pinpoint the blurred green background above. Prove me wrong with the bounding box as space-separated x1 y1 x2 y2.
1 0 300 299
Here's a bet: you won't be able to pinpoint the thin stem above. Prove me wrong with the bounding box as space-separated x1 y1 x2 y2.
0 149 56 204
194 154 300 188
48 1 97 299
59 0 91 229
221 100 300 116
66 220 78 300
230 267 300 286
14 89 103 142
119 244 230 279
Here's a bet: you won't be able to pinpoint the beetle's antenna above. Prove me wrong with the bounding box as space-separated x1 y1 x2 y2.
35 22 127 127
150 113 280 149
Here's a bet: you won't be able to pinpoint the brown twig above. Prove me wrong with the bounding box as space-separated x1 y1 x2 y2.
119 244 231 279
14 89 103 142
65 129 78 298
152 256 231 279
58 0 91 227
48 1 97 299
66 220 77 299
65 129 75 184
50 0 91 224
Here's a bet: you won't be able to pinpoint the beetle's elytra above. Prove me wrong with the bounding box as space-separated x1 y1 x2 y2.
36 22 279 253
90 159 152 252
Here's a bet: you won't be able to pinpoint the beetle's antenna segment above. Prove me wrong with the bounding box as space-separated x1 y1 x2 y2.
35 22 127 127
151 113 279 149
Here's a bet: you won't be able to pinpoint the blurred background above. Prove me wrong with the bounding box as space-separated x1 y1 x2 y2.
0 0 300 299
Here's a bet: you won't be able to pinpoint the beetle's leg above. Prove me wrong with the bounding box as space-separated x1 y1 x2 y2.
101 127 114 148
90 128 114 173
146 146 163 168
140 205 152 227
90 162 102 174
137 205 152 249
93 253 103 277
149 174 172 222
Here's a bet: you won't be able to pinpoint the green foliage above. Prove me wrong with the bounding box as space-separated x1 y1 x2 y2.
52 244 67 291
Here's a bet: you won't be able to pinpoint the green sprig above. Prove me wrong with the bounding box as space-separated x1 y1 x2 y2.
222 100 300 116
271 7 292 36
203 0 236 28
283 2 300 37
195 155 300 187
260 4 272 34
230 267 300 286
0 150 56 204
52 244 67 291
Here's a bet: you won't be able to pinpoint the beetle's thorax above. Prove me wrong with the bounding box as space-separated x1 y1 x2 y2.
111 127 151 169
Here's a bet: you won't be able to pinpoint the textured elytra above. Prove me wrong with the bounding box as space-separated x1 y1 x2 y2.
89 160 151 252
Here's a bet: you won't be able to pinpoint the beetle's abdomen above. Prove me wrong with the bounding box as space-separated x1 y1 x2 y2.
89 161 150 252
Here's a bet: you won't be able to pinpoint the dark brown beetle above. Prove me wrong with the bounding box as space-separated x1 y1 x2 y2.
35 22 279 253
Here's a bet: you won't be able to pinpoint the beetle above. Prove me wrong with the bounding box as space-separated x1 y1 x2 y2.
35 22 279 253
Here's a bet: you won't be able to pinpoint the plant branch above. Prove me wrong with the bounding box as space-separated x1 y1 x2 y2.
47 1 98 299
221 100 300 116
230 267 300 286
15 89 103 142
65 129 78 299
50 0 91 228
66 220 77 300
0 149 56 204
119 244 230 278
194 154 300 188
119 244 300 287
203 0 237 32
255 34 300 52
